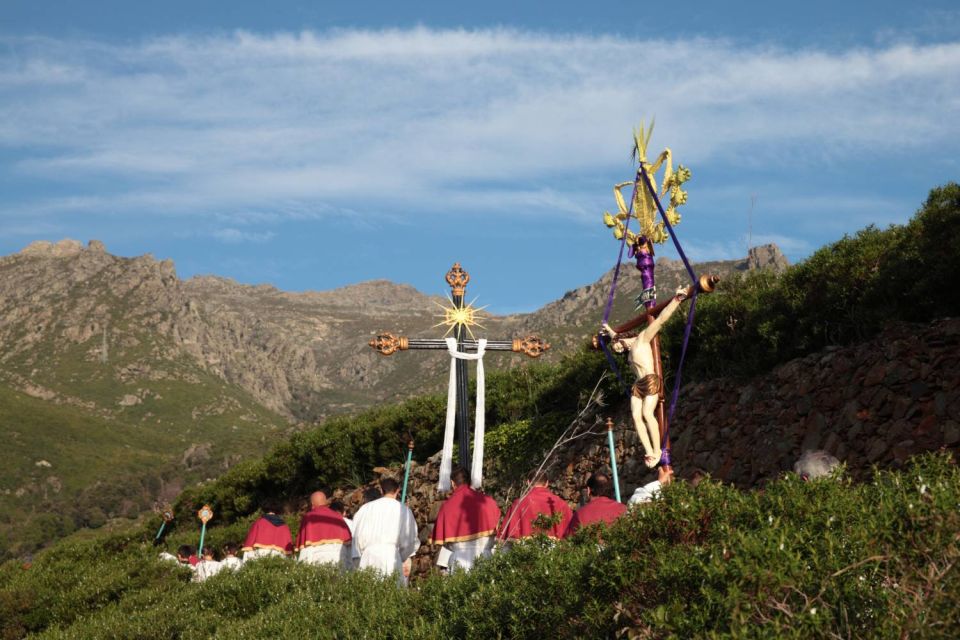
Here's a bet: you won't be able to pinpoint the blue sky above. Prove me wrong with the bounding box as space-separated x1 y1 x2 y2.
1 1 958 312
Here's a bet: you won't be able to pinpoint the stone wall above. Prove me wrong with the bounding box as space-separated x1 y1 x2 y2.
669 317 960 487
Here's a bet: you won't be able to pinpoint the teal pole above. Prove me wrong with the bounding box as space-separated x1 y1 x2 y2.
154 521 167 542
198 522 207 556
400 441 414 503
606 418 622 503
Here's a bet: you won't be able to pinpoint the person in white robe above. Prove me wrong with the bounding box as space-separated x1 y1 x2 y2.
220 543 243 571
330 500 357 570
296 489 352 569
352 477 419 586
193 547 223 582
429 467 500 574
628 466 673 506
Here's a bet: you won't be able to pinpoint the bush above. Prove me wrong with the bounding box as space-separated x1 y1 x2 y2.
663 183 960 380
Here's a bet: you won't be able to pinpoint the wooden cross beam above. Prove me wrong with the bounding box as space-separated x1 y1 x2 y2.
369 263 550 471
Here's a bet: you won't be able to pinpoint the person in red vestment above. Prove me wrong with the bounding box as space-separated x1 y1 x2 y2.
564 473 626 538
497 475 572 544
242 502 294 562
429 467 501 573
295 486 353 569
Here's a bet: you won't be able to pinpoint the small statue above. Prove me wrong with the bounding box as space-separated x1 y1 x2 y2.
602 286 688 468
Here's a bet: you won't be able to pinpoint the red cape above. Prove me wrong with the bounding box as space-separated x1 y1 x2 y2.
242 514 294 555
498 486 572 541
295 506 352 551
429 485 501 545
564 497 626 537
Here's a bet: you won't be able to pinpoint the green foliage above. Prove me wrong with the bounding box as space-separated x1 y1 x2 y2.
0 346 290 560
172 394 448 525
172 348 614 529
3 453 958 639
663 183 960 379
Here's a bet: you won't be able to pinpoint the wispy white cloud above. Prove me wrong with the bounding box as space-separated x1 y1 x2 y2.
0 28 957 232
209 228 276 244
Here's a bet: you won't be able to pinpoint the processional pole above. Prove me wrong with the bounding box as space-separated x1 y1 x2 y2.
197 505 213 556
606 418 622 503
368 264 550 490
153 505 174 546
446 264 472 469
400 440 415 503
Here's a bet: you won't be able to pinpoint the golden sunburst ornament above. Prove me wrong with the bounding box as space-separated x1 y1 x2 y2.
433 295 487 339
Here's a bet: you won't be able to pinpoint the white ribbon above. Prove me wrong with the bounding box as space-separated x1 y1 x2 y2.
439 337 487 491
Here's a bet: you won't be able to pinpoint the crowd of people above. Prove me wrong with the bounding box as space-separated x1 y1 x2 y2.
163 451 840 585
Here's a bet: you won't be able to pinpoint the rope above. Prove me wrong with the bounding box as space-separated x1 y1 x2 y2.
637 162 697 282
601 170 641 325
637 161 700 457
599 171 642 390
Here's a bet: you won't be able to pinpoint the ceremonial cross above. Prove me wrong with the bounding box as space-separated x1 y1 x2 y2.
370 263 550 471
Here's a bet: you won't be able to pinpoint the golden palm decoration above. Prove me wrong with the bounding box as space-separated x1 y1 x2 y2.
602 120 692 245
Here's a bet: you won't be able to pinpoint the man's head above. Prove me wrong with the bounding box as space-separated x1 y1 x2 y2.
687 467 709 488
176 545 194 563
362 487 383 504
586 473 614 499
794 450 841 481
526 468 549 487
329 500 346 515
380 477 400 497
310 485 333 508
262 500 281 514
222 542 238 557
201 546 214 560
450 466 470 488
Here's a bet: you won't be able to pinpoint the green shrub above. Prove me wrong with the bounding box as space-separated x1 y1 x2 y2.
5 452 958 639
663 183 960 380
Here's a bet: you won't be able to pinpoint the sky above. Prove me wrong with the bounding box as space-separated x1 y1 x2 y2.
1 1 958 313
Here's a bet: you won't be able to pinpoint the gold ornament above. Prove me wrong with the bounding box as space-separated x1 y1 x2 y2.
603 121 692 247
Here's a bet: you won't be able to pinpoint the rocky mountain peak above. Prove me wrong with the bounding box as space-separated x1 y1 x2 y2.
18 238 87 258
746 243 789 272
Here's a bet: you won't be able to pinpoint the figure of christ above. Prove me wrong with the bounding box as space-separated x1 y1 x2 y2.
602 286 689 468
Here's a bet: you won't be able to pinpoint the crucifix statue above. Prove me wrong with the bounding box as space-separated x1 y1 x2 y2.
369 263 550 491
595 122 720 474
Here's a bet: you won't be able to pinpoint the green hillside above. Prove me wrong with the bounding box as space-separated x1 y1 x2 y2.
0 364 290 560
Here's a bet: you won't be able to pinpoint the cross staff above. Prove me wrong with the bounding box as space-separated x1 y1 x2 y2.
369 263 550 480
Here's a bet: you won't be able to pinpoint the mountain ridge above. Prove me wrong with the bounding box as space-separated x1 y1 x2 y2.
3 237 788 421
0 237 786 558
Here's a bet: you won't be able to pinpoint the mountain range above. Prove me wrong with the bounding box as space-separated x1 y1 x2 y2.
0 238 786 557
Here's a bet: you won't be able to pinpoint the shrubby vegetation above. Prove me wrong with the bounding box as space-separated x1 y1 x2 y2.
171 347 616 529
664 183 960 379
2 453 957 638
